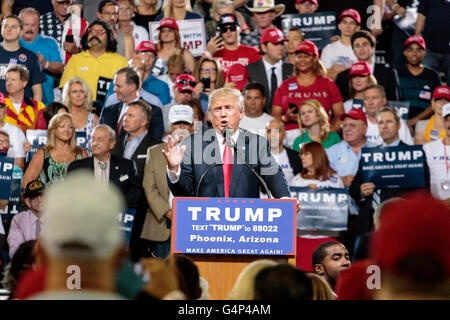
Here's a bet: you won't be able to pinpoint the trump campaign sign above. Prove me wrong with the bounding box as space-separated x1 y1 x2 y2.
0 157 14 200
361 145 426 188
149 19 207 57
172 197 297 256
290 187 350 231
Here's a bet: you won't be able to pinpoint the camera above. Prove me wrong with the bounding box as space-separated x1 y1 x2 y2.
65 35 74 43
201 77 211 90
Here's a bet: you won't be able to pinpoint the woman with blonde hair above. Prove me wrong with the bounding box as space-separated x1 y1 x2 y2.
155 0 202 21
307 273 335 300
292 99 341 152
227 259 278 300
22 113 88 188
61 77 99 154
193 56 225 112
272 41 344 148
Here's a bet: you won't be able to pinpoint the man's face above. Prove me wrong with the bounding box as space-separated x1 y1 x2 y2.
295 1 318 14
52 0 71 18
342 117 366 144
266 120 285 151
91 127 115 157
363 88 386 116
171 121 194 139
286 30 303 54
338 17 359 38
21 13 39 42
315 244 351 286
403 43 425 67
87 24 108 50
123 105 147 134
1 18 22 42
114 73 137 103
98 4 119 27
262 42 285 63
26 195 44 213
137 51 156 71
378 111 400 144
219 24 238 46
244 89 265 117
168 65 184 83
253 11 275 29
353 37 374 62
174 89 193 104
210 96 244 132
6 71 27 95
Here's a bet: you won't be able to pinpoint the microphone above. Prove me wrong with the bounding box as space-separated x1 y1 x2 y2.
223 126 273 199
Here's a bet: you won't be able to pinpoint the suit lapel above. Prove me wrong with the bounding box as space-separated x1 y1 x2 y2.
229 129 246 198
109 154 119 182
202 132 224 197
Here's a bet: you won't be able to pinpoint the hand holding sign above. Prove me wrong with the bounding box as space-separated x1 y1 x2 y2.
162 135 186 172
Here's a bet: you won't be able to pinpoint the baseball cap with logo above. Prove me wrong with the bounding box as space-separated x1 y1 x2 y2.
135 41 157 55
41 173 124 260
168 104 194 124
349 61 373 77
432 86 450 101
218 13 238 26
296 0 318 4
404 35 426 50
157 17 179 30
226 64 249 91
24 180 45 199
340 108 368 126
338 8 361 24
175 74 196 93
295 40 319 57
260 28 286 45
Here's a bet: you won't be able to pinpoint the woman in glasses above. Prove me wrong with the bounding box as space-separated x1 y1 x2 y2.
192 56 225 113
155 18 195 74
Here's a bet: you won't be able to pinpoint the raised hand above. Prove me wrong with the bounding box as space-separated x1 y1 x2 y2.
162 135 186 172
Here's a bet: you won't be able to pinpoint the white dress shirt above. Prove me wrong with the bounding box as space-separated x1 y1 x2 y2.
262 58 283 92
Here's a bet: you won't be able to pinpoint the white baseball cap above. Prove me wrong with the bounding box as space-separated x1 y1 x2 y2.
41 171 125 260
443 103 450 119
168 104 193 124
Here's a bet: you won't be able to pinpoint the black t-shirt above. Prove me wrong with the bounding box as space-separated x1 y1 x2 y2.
418 0 450 53
12 0 53 15
132 11 160 32
396 65 441 118
0 47 46 98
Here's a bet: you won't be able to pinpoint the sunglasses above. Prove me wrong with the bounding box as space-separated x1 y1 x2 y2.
176 79 196 86
88 28 107 36
219 25 237 33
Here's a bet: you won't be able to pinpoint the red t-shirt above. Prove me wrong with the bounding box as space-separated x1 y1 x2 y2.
272 76 343 131
214 45 261 76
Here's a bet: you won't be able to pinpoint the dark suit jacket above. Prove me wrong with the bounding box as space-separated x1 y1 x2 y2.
99 100 164 141
67 154 142 209
168 128 291 198
111 132 161 178
246 60 294 114
349 141 429 235
285 147 303 176
335 64 400 101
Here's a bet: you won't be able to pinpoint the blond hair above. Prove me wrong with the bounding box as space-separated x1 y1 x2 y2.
45 113 78 153
307 273 335 300
162 0 192 18
62 76 94 112
297 99 330 143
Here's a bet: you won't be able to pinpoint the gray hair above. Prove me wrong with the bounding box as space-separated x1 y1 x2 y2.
93 124 116 142
208 88 244 112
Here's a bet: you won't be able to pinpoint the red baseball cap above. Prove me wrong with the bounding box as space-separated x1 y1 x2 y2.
226 64 249 91
338 8 361 24
135 40 157 55
260 28 286 45
349 61 373 77
295 0 318 4
340 108 367 126
372 192 450 281
404 35 426 50
157 17 179 30
433 85 450 100
0 92 5 105
175 74 196 93
294 40 319 57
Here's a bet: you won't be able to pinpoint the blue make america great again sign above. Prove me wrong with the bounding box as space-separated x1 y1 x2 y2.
172 197 297 256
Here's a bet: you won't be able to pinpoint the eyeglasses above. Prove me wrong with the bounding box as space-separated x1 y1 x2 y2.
55 0 71 5
219 25 237 33
88 28 107 36
176 79 196 86
200 68 217 73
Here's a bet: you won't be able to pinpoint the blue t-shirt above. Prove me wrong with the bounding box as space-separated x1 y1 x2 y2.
0 46 46 99
19 35 63 105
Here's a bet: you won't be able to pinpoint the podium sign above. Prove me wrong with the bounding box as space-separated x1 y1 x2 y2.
172 197 297 256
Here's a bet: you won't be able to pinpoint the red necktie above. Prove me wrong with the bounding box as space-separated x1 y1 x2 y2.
223 139 233 197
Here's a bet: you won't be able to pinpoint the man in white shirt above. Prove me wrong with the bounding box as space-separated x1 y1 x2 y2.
423 103 450 202
363 84 413 146
239 83 274 136
321 9 360 80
